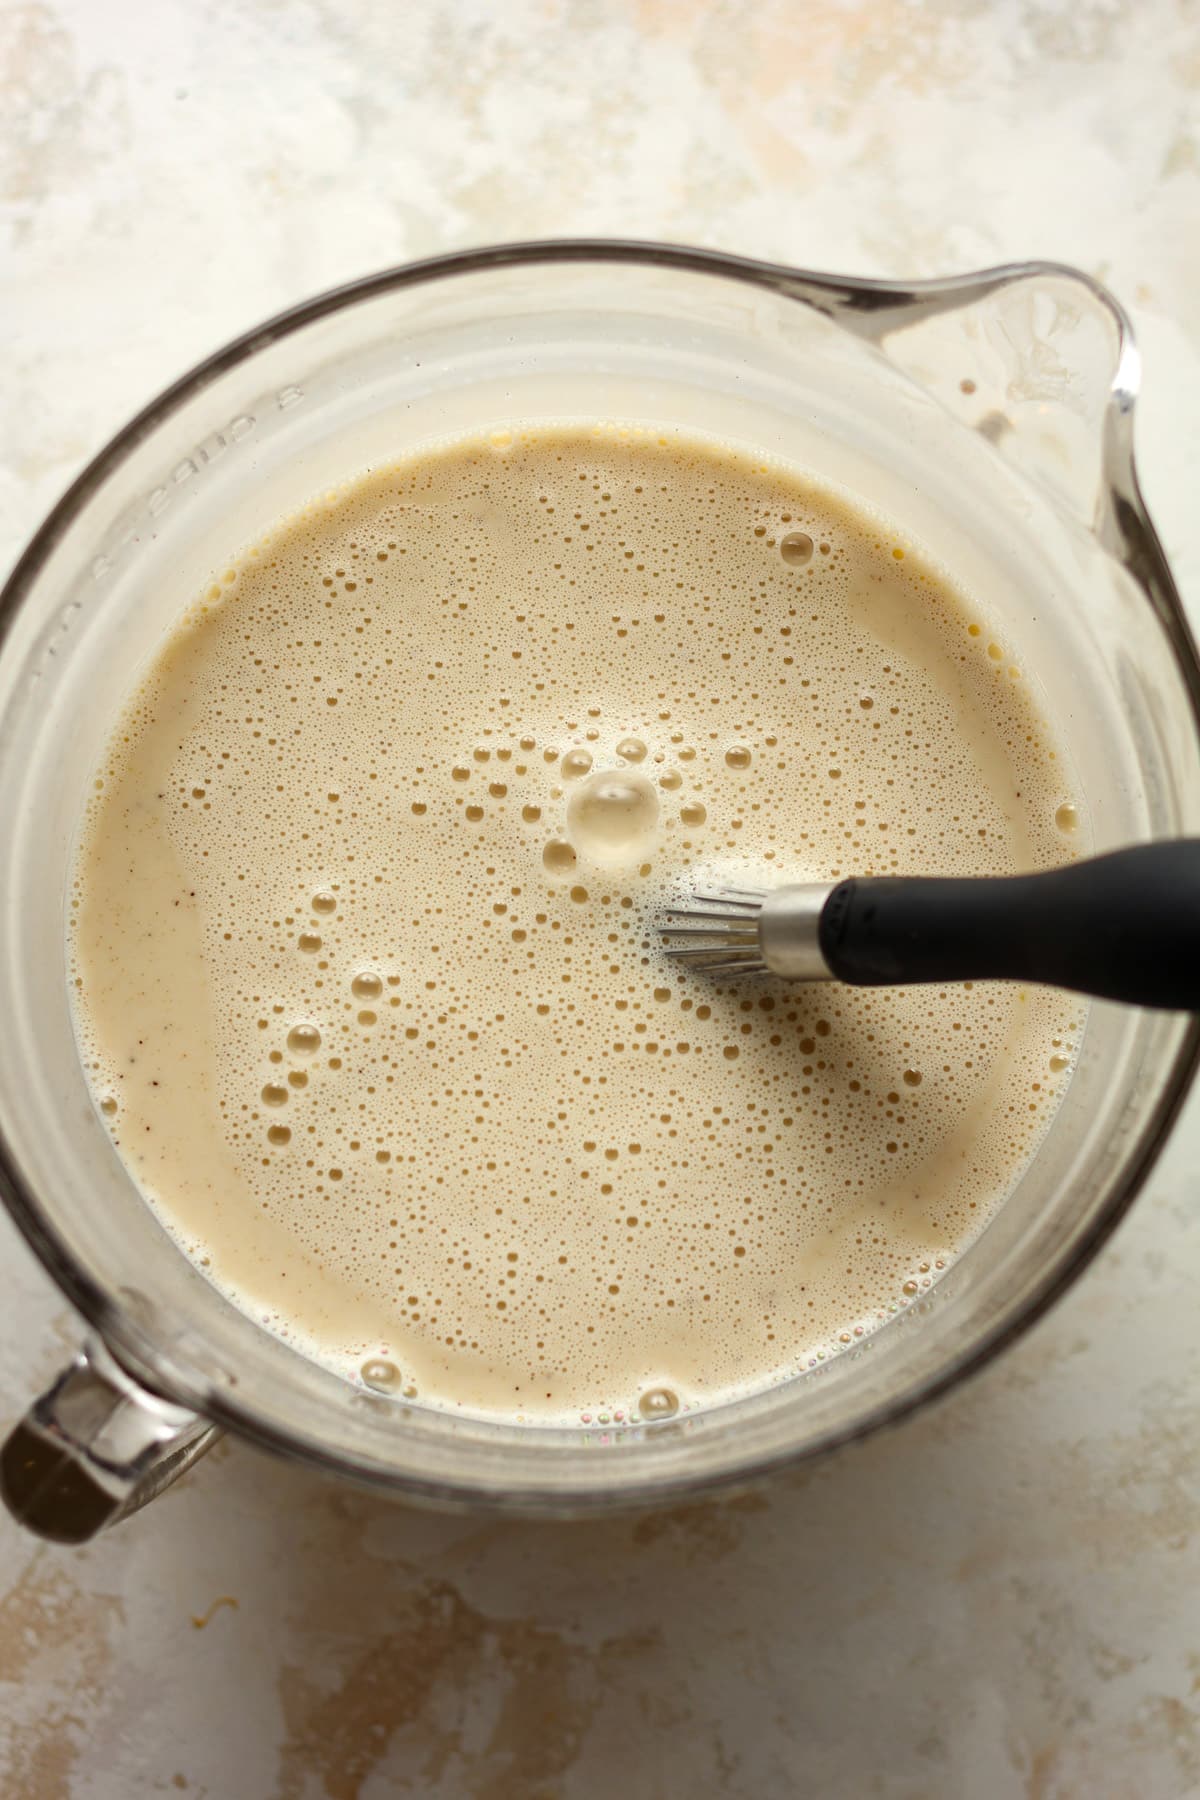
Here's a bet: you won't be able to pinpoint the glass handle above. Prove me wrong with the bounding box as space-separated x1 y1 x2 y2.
1 1338 220 1542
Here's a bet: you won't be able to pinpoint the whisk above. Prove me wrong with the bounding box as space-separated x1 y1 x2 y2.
661 841 1200 1009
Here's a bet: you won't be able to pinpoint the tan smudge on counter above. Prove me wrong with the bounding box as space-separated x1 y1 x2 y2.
191 1593 239 1630
630 1491 770 1561
274 1575 660 1800
0 1553 124 1800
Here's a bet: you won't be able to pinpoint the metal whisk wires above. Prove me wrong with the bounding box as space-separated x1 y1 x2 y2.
659 885 768 976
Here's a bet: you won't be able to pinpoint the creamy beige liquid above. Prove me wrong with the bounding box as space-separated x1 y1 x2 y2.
70 425 1082 1424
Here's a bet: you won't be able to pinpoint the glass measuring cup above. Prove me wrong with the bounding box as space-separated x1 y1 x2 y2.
1 242 1197 1541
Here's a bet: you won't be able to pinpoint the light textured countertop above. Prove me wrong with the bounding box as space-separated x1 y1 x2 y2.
3 3 1200 1796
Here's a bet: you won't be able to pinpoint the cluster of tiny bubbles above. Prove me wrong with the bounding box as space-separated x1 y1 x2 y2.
68 421 1085 1427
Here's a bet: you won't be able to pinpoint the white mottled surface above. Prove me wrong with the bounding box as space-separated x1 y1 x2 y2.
3 2 1200 1796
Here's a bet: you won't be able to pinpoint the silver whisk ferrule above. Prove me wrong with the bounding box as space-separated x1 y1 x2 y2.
660 882 838 980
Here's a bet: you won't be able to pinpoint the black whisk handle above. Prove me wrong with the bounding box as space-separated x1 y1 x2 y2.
818 841 1200 1010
